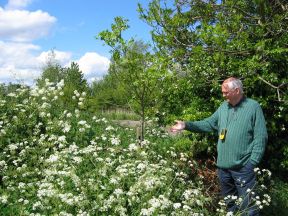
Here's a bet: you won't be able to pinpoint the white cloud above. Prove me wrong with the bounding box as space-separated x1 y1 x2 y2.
0 7 56 42
0 3 110 85
0 41 73 85
5 0 34 10
0 3 59 84
0 41 42 84
0 40 40 66
0 65 40 85
0 41 110 85
77 52 110 82
37 50 72 66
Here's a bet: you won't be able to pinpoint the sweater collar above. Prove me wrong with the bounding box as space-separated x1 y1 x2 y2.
227 96 246 108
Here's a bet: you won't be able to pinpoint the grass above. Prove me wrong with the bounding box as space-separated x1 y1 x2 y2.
97 108 140 121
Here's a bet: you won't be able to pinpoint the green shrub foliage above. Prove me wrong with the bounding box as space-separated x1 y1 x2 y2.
138 0 288 176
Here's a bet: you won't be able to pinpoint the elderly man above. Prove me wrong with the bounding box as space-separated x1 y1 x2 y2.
171 77 268 215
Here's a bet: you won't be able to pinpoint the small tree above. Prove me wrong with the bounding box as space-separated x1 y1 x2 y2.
118 41 163 141
97 17 165 141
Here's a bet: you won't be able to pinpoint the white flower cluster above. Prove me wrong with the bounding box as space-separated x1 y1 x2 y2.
254 167 272 177
78 120 91 132
73 90 87 107
128 143 139 151
58 192 85 206
181 187 206 210
0 120 6 136
110 136 121 145
140 195 172 215
0 160 8 172
0 194 8 204
30 79 64 99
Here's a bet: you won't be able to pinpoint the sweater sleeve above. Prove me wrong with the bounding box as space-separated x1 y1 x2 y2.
250 104 268 165
184 109 219 133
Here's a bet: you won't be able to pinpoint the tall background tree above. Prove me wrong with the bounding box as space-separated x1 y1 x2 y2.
138 0 288 175
37 50 64 86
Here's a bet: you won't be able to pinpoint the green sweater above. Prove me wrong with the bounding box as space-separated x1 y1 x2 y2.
185 97 268 169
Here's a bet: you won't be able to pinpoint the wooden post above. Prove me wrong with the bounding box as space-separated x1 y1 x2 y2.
136 126 142 146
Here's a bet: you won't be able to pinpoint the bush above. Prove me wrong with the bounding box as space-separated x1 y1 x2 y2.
0 80 281 216
262 178 288 216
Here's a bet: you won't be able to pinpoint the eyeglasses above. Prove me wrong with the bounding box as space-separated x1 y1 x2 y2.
222 88 237 96
222 91 231 96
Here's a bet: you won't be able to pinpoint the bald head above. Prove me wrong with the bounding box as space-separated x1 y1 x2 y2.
222 77 244 94
221 77 244 106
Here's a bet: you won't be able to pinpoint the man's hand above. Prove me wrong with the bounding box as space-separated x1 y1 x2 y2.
170 120 185 132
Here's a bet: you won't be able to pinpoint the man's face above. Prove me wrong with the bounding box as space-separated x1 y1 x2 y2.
221 84 238 104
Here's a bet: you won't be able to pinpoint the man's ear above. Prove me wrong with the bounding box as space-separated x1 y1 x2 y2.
235 88 240 94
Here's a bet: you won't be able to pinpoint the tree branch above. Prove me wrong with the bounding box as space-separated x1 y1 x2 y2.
258 76 287 102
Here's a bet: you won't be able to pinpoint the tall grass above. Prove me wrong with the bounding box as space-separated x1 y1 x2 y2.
98 108 139 121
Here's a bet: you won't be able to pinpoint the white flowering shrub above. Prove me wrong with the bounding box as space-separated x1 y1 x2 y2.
0 80 214 215
0 80 273 216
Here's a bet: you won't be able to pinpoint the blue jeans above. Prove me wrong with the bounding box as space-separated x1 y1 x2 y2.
218 162 259 216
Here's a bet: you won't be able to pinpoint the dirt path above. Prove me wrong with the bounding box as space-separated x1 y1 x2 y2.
112 120 141 128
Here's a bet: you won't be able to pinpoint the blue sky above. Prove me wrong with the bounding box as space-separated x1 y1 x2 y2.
0 0 152 85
